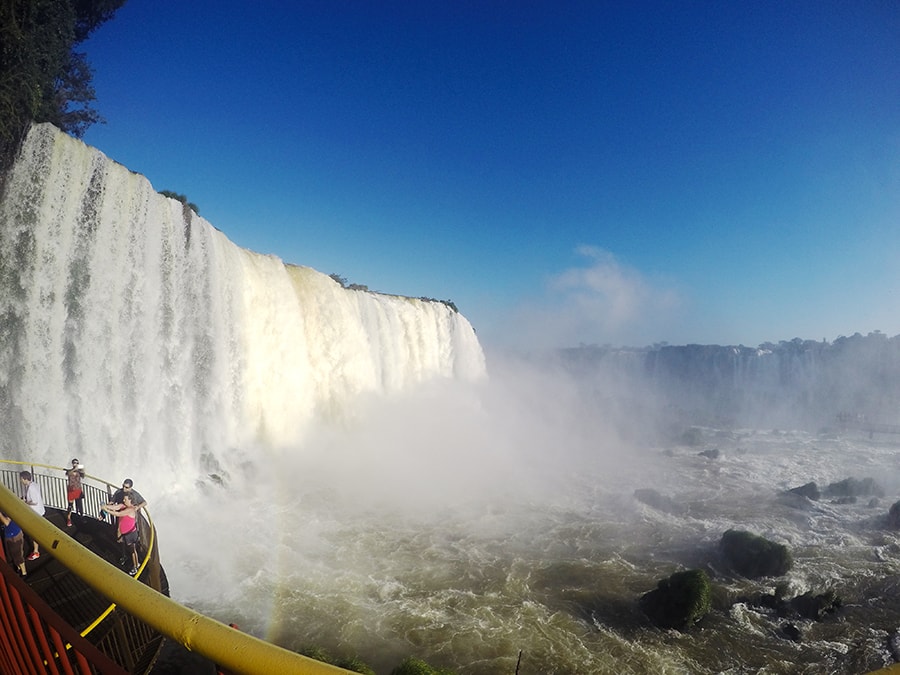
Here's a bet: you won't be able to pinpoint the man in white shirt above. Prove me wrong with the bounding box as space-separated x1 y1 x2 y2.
19 471 45 560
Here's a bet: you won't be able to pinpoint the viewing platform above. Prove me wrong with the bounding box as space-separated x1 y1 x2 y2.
0 460 352 675
0 460 165 674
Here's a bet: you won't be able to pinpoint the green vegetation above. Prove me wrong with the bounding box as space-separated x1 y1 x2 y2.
335 656 377 675
329 273 368 291
639 568 712 629
391 657 457 675
297 646 454 675
329 275 460 314
0 0 125 169
159 189 199 215
419 297 458 313
328 275 460 315
294 645 377 674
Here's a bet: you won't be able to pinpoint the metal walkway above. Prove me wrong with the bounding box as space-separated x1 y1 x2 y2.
0 460 353 675
19 507 167 673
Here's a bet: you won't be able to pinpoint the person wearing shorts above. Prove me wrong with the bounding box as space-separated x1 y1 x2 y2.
0 511 26 576
65 458 85 526
100 494 141 575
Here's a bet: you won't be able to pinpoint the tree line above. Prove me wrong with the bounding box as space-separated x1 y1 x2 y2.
0 0 125 170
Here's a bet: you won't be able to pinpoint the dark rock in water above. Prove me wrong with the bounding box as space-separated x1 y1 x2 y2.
889 630 900 662
868 497 881 508
634 488 682 514
823 477 884 498
755 589 841 621
720 529 793 578
752 589 841 625
787 482 820 500
788 590 841 620
779 622 802 642
831 496 857 505
639 569 711 630
698 448 720 459
888 500 900 529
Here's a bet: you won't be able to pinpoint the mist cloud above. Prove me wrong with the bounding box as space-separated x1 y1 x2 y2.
494 246 683 351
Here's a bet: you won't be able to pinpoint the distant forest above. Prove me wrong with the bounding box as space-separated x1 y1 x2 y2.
0 0 126 170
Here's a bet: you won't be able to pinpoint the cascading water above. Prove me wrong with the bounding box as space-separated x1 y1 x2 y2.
0 123 485 486
5 123 900 675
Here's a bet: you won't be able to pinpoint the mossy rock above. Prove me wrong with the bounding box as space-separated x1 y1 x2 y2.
297 646 332 663
298 646 375 675
720 529 792 578
639 568 712 629
336 656 377 675
390 657 457 675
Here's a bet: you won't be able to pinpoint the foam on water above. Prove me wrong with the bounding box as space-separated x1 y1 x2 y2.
147 422 900 674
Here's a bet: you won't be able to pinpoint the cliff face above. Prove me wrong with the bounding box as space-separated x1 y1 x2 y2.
560 335 900 431
0 123 485 476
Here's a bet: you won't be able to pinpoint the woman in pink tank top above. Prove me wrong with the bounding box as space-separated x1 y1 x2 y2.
100 494 141 576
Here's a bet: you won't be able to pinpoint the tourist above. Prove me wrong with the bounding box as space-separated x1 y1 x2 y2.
0 511 26 576
110 478 147 511
100 494 141 575
19 471 45 560
65 458 85 526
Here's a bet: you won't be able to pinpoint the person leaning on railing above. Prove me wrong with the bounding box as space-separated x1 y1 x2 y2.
108 479 147 511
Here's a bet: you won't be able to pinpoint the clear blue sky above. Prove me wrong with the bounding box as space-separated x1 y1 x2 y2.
81 1 900 350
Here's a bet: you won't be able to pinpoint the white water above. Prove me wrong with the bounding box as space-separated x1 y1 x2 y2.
5 125 900 675
0 123 485 487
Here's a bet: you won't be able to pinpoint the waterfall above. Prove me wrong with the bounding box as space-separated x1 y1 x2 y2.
0 123 485 480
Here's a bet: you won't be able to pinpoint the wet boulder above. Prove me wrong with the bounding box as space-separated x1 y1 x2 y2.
787 482 820 500
788 590 841 620
823 477 883 499
755 589 841 621
639 569 711 630
719 529 792 578
888 500 900 529
633 488 681 514
779 622 802 642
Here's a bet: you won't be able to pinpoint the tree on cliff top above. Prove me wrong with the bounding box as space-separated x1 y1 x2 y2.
0 0 125 166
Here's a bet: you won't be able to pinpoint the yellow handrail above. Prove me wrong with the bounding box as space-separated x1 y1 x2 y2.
0 480 352 674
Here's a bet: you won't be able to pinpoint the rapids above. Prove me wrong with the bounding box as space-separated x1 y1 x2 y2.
157 413 900 674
